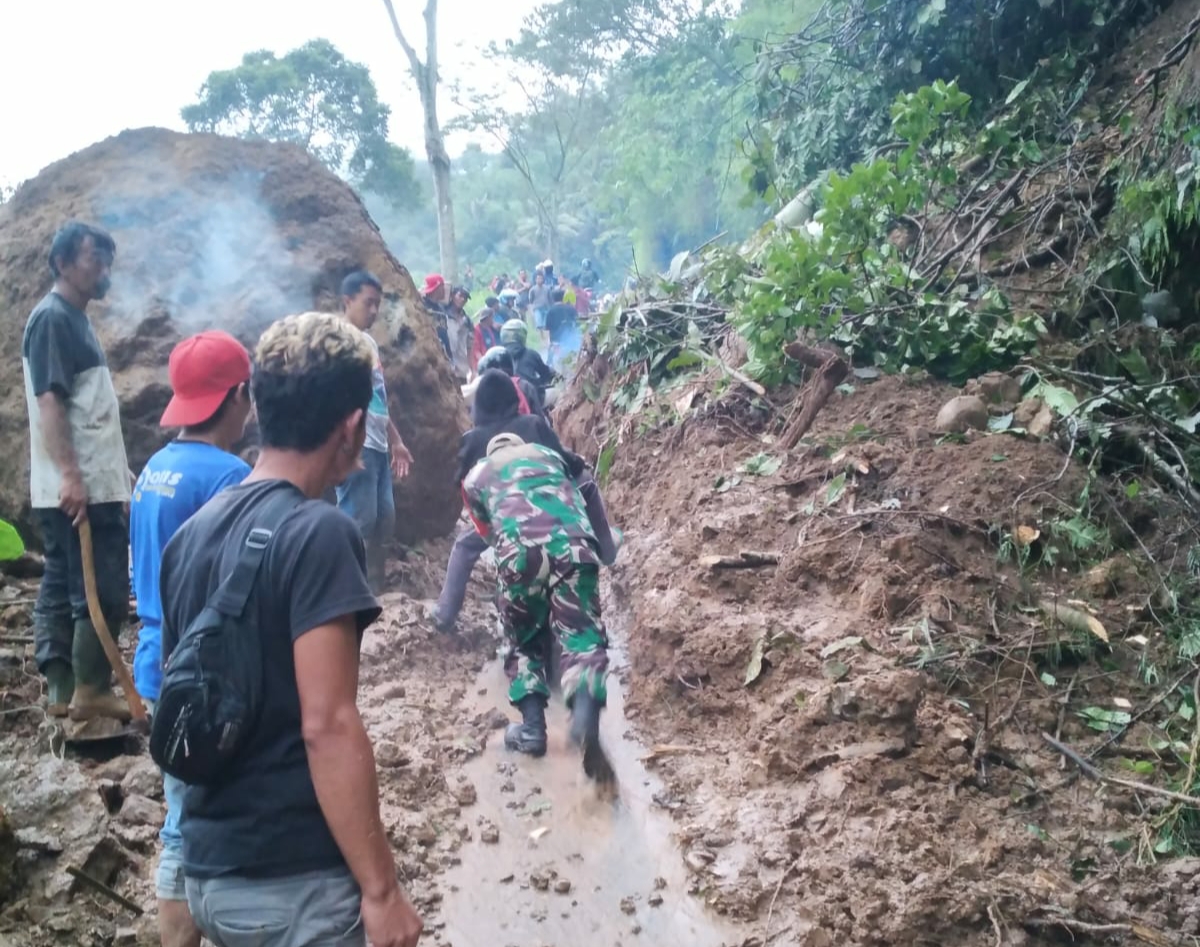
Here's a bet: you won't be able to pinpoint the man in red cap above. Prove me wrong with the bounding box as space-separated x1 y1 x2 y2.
129 329 254 947
422 273 453 359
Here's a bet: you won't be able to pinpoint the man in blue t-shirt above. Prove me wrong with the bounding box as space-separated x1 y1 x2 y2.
130 330 253 947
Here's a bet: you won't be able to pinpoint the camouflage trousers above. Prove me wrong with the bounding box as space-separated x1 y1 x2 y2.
498 546 609 707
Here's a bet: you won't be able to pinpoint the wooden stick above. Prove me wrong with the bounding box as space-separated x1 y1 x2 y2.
1041 732 1200 807
699 551 779 570
78 521 148 725
66 866 145 915
779 345 849 450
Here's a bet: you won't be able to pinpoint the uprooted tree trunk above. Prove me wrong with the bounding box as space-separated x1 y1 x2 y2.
382 0 458 282
780 342 850 450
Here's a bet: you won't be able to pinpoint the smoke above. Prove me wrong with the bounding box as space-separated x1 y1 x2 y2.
98 168 313 342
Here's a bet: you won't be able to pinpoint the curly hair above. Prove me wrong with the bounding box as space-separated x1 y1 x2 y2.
252 312 375 451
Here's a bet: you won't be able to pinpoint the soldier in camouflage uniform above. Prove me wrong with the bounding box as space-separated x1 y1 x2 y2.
462 431 614 783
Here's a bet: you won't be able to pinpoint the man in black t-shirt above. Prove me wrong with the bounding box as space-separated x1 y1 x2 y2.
159 313 422 947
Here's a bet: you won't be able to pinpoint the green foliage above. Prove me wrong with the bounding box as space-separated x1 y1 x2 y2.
729 81 1044 385
1109 114 1200 281
749 0 1160 195
182 40 418 208
0 520 24 561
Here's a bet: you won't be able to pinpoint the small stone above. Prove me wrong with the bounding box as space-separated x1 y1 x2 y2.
648 893 664 907
530 871 551 891
553 879 572 894
653 876 667 890
480 822 500 845
114 925 137 946
122 758 164 800
414 824 437 847
684 849 715 872
500 780 515 793
382 683 406 699
632 924 642 935
375 742 410 769
499 874 514 884
454 782 478 806
934 395 988 434
118 795 163 828
620 897 636 915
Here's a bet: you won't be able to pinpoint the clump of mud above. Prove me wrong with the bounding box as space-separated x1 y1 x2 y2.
0 128 467 545
557 354 1200 944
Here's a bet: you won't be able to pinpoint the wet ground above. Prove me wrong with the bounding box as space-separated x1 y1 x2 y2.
441 648 743 947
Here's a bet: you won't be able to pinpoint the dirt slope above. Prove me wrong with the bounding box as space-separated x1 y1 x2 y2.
0 128 467 544
554 359 1199 945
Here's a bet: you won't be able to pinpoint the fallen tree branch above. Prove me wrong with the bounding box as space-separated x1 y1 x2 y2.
700 551 780 570
780 344 849 449
66 866 145 915
1042 732 1200 807
1025 914 1181 947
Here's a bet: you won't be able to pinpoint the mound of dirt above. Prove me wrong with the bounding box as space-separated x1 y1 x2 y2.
0 127 466 544
557 360 1197 945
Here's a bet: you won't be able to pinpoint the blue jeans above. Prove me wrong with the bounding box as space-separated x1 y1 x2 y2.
33 503 129 673
335 448 395 589
158 772 186 900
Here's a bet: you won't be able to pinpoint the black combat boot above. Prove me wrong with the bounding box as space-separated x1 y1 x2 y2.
568 689 615 784
504 695 548 757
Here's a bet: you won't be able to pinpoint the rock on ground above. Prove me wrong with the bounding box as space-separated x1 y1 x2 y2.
0 127 467 545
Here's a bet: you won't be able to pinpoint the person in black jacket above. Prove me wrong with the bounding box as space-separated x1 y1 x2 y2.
432 370 620 633
499 318 556 397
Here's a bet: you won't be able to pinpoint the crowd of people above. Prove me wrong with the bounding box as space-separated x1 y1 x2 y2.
420 257 607 382
20 221 622 947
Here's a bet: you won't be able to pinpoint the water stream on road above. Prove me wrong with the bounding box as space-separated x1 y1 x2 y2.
440 649 744 947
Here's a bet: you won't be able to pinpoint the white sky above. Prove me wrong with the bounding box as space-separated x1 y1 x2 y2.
0 0 539 190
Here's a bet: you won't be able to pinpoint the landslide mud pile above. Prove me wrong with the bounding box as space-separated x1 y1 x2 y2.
557 360 1200 945
0 128 466 543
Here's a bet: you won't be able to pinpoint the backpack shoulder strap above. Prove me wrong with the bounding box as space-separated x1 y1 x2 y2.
209 485 305 617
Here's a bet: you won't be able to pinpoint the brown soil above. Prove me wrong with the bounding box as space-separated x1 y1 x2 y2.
555 359 1200 945
0 546 500 947
0 128 467 545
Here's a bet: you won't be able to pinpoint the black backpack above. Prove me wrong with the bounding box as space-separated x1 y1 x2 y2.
149 487 301 785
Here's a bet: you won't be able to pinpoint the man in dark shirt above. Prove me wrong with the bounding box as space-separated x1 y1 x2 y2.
159 312 422 947
22 221 132 721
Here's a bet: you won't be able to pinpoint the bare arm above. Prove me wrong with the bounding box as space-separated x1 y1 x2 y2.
37 391 88 524
297 618 422 946
297 618 396 898
386 419 412 478
36 391 80 478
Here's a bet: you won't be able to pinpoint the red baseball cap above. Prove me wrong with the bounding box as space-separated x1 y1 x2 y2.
421 273 445 296
159 331 252 428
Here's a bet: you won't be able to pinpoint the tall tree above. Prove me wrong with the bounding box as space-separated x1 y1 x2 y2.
456 65 607 264
381 0 458 281
181 39 418 207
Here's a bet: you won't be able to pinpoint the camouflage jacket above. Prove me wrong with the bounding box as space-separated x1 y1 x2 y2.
462 442 599 567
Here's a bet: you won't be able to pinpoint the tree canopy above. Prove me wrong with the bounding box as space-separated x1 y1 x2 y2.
182 39 418 208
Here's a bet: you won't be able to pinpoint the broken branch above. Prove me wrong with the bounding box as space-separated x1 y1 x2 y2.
1042 732 1200 807
780 344 850 450
66 866 145 916
700 551 780 570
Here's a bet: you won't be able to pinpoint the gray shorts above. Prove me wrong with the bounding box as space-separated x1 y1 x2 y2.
185 866 365 947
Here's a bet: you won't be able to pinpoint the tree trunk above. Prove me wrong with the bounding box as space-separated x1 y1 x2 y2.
381 0 458 281
425 117 458 282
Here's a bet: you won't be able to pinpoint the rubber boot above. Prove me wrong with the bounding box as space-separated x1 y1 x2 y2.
569 689 615 784
504 695 548 757
68 618 131 722
44 660 74 718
